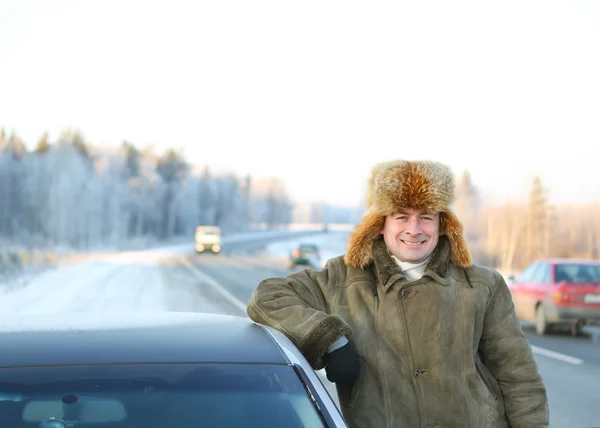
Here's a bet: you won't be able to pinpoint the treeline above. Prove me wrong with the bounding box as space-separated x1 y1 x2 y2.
0 128 293 250
454 172 599 271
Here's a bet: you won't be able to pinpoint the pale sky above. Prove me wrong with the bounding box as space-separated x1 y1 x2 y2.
1 0 599 207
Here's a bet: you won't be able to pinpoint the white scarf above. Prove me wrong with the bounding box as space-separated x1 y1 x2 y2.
392 254 432 281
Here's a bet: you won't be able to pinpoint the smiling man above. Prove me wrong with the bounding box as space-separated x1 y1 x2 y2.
380 207 440 281
247 159 549 428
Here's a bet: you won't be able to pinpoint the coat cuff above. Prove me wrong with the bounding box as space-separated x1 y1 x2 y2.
299 315 352 370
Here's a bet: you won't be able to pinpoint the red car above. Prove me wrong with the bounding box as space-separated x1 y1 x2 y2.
509 259 600 335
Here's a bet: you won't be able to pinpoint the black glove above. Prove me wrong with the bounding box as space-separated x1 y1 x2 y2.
324 341 361 385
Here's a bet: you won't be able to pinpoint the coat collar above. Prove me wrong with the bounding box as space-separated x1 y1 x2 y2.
370 235 452 292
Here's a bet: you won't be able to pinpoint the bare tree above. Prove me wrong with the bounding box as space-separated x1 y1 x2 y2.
525 176 548 263
454 170 481 242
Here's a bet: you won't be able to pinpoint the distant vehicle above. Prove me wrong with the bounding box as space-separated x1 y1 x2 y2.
0 312 347 428
288 243 322 269
510 258 600 335
195 225 221 254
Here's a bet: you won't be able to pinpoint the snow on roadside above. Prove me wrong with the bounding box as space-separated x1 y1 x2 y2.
0 257 222 315
0 261 118 314
0 229 332 316
0 229 323 291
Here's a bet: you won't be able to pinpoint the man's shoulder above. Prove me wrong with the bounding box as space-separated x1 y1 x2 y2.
461 263 505 288
326 254 347 265
322 254 369 284
323 254 348 276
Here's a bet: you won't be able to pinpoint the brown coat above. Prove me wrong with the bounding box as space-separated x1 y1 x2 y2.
247 236 549 428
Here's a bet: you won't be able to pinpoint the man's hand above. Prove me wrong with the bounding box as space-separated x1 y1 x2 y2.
324 341 361 385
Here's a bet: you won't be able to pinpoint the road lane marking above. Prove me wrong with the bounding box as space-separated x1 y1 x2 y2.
531 345 584 365
180 258 247 314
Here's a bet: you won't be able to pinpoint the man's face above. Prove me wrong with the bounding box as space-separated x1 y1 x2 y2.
380 208 440 263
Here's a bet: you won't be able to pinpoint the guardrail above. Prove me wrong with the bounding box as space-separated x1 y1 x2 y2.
222 230 328 244
247 223 356 232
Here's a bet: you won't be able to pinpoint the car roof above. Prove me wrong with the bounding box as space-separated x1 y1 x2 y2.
0 312 290 368
536 258 600 265
196 225 221 232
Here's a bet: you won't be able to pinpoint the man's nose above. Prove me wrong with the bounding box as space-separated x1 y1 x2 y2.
406 217 422 235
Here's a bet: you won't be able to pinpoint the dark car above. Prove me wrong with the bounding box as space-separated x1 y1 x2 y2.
0 312 346 428
288 244 322 269
509 258 600 335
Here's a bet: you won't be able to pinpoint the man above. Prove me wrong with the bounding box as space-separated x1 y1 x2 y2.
247 159 549 428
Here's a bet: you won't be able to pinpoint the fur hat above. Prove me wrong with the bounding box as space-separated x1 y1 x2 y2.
344 159 472 269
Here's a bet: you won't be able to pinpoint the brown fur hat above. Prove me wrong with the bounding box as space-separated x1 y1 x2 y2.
344 159 472 269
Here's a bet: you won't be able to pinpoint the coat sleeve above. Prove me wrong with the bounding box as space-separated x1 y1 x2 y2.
247 257 352 370
479 272 550 428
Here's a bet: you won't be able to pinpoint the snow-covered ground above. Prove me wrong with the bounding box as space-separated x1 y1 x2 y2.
0 258 222 315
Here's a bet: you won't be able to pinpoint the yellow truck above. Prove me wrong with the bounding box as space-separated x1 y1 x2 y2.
195 226 222 254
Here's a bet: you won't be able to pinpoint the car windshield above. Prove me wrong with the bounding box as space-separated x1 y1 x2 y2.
197 229 219 235
0 363 327 428
299 245 318 252
555 263 600 284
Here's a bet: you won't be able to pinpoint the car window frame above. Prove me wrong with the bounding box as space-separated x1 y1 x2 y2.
519 262 541 282
292 364 344 428
532 263 551 284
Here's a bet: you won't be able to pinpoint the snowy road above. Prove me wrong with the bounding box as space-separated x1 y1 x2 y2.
0 231 318 316
1 231 599 427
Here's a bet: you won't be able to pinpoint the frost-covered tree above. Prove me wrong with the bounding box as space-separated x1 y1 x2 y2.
0 129 294 249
